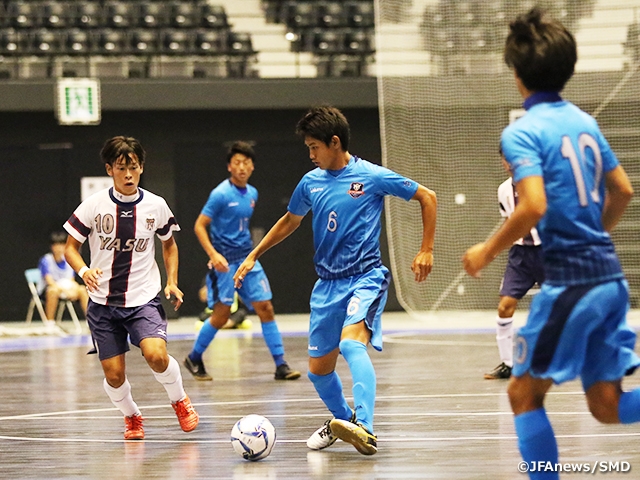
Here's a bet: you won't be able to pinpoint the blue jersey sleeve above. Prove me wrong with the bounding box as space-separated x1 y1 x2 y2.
595 129 619 173
201 189 223 219
288 176 312 216
501 127 544 183
372 164 418 200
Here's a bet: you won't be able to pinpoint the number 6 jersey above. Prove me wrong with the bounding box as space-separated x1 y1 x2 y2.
64 187 180 307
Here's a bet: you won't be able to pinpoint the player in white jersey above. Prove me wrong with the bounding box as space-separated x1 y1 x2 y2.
234 106 437 455
64 136 198 440
485 153 544 380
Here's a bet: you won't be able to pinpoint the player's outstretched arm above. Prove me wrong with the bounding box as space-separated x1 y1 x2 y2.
463 175 545 277
234 212 304 288
65 235 102 292
602 165 633 232
161 236 183 311
410 185 437 282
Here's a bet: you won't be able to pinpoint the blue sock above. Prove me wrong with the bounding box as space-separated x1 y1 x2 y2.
619 389 640 424
261 320 285 367
514 408 558 480
339 338 376 433
308 371 352 421
189 321 218 363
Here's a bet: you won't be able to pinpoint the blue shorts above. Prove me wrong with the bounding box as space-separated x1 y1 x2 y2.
512 279 640 391
308 266 390 358
86 296 168 361
500 245 544 299
207 259 272 308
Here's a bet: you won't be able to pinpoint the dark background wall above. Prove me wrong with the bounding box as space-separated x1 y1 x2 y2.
0 87 400 320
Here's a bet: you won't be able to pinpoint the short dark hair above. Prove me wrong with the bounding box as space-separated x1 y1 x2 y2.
50 231 67 245
295 106 350 151
504 7 577 92
227 141 255 163
100 136 146 167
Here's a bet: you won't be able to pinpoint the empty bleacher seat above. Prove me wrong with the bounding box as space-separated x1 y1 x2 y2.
317 2 347 29
200 3 228 29
282 2 315 30
74 2 102 29
104 1 134 29
138 2 168 29
130 29 159 55
161 30 192 55
170 2 197 28
195 30 227 54
95 29 128 55
8 2 39 29
347 2 374 29
33 29 65 55
41 2 72 29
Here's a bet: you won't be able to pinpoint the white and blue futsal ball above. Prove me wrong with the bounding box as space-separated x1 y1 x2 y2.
230 414 276 461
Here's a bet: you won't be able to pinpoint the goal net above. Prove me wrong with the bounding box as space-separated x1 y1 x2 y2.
374 0 640 317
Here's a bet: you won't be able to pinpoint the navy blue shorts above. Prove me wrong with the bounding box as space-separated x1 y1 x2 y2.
86 296 168 361
500 245 545 299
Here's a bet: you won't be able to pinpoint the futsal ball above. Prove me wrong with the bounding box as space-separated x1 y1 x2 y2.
230 414 276 461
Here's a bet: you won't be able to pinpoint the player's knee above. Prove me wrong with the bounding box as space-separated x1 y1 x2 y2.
497 298 517 318
104 371 126 388
143 349 168 371
253 301 274 321
507 379 544 414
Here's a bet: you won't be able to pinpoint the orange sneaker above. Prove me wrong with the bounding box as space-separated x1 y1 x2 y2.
124 414 144 440
172 395 199 432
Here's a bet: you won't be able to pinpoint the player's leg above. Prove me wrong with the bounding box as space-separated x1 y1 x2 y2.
86 300 143 439
306 278 354 450
44 284 61 320
486 295 518 379
329 267 389 455
581 279 640 425
129 298 198 432
240 260 300 379
508 374 556 479
184 270 233 381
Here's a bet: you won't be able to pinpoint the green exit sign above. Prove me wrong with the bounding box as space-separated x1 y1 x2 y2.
56 78 101 125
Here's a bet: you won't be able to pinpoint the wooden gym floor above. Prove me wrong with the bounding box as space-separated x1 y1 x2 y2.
1 311 640 479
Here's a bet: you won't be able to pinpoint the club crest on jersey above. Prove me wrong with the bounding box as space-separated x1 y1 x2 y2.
146 215 155 230
348 182 365 198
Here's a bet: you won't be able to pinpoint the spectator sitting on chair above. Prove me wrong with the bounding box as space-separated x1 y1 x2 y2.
38 231 88 321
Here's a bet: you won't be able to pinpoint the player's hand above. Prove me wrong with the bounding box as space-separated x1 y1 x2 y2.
234 258 256 288
82 268 103 293
462 242 492 278
411 250 433 282
165 284 184 311
207 252 230 273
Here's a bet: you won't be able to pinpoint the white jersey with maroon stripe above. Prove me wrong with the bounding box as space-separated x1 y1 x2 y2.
498 177 541 246
64 187 180 307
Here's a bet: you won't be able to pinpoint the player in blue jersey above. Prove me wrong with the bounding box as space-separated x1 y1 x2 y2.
183 141 301 382
463 8 640 479
234 106 437 455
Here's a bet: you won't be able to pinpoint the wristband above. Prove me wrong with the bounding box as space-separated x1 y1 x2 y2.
78 266 89 278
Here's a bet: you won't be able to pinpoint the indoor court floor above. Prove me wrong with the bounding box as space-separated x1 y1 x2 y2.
2 311 640 479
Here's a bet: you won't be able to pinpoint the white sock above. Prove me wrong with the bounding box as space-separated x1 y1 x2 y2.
496 317 514 368
103 378 140 417
152 355 186 403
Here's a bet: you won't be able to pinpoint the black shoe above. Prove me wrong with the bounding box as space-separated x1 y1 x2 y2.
274 362 301 380
198 307 213 322
183 355 212 381
484 362 512 380
228 308 248 328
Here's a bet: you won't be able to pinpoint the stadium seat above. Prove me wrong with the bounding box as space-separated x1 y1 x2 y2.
95 29 128 55
65 29 92 55
194 30 227 54
74 2 102 29
104 1 134 29
317 2 347 28
41 2 72 29
138 2 168 28
33 30 64 55
227 32 255 55
0 30 28 56
200 3 229 29
130 29 159 55
346 2 374 29
344 30 374 54
281 2 316 30
311 30 343 54
7 2 39 29
161 30 192 55
169 2 197 28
